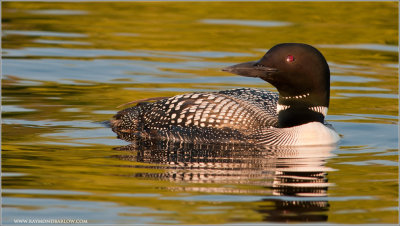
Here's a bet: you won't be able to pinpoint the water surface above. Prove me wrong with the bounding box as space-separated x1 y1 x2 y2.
2 2 398 224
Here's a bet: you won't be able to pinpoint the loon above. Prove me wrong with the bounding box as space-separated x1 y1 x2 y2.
111 43 340 146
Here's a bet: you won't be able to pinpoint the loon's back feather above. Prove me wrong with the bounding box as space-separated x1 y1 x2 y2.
111 88 280 143
218 88 278 118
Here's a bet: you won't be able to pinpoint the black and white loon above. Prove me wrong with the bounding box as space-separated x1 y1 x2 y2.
111 43 340 146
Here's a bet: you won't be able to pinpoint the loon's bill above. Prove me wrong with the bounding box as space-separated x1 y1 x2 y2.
221 61 279 79
111 43 340 146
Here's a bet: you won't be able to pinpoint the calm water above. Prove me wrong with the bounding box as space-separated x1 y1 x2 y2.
2 2 398 224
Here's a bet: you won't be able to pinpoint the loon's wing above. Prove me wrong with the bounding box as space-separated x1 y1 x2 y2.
111 89 278 142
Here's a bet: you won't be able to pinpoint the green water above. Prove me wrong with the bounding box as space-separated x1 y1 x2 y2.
2 2 398 224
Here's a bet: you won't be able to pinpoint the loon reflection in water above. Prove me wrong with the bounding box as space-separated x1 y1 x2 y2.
114 141 336 223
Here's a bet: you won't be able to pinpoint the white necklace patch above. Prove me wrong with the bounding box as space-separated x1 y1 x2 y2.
281 93 310 100
277 104 290 113
277 104 328 116
309 106 328 116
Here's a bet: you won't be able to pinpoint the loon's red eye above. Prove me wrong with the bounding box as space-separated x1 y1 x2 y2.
286 55 295 62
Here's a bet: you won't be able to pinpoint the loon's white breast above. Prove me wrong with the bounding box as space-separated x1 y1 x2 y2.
282 122 340 146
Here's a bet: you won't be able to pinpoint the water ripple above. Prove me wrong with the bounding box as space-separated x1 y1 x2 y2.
200 18 292 27
3 30 86 38
319 44 398 52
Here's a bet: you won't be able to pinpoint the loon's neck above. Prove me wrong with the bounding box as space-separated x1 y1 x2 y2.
276 94 328 128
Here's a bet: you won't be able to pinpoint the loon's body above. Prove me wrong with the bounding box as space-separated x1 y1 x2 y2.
111 43 340 146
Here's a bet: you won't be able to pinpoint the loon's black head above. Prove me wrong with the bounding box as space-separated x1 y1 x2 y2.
222 43 331 127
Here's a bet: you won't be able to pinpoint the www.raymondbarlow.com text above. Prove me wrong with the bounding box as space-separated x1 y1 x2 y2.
13 219 88 224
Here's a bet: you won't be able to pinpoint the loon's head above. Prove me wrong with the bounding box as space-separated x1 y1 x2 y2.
222 43 331 127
